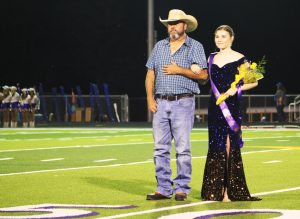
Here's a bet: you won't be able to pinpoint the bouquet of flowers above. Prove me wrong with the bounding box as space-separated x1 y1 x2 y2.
216 56 266 105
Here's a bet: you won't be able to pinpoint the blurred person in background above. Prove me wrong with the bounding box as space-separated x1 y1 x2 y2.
10 86 21 128
2 86 11 128
0 87 3 127
20 88 30 127
28 88 39 127
274 82 287 123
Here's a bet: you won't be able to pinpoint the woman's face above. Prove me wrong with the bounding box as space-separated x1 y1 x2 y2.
215 29 233 50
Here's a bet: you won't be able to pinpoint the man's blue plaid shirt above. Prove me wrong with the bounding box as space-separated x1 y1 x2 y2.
146 36 207 95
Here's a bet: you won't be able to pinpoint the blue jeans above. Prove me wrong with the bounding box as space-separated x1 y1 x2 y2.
152 97 195 197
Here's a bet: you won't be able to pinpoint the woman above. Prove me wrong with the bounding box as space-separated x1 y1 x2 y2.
20 88 30 127
28 88 39 127
201 25 261 202
10 86 21 128
1 86 11 128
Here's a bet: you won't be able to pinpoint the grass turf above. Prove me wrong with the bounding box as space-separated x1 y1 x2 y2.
0 127 299 218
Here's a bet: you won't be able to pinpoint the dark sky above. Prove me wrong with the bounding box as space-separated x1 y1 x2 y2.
1 0 299 97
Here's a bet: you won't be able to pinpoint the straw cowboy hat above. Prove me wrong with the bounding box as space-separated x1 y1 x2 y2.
159 9 198 33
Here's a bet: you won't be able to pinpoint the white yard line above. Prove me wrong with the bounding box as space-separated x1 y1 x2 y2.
0 148 291 177
0 142 155 153
263 160 282 164
94 159 117 163
97 187 300 219
0 134 153 141
41 158 65 162
242 148 291 154
0 157 13 161
0 140 206 153
253 186 300 196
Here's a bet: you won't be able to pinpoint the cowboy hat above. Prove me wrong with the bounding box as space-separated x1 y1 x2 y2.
159 9 198 33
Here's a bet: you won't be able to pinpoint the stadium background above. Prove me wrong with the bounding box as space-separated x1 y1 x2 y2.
1 0 299 122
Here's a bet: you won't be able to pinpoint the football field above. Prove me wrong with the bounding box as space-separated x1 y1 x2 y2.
0 127 300 218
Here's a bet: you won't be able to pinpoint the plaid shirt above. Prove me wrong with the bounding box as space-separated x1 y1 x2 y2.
146 36 207 95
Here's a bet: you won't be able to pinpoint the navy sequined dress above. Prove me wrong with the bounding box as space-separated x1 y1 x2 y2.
201 56 261 201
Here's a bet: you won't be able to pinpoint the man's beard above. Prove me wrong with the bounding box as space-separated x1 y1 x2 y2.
169 30 183 40
170 32 180 40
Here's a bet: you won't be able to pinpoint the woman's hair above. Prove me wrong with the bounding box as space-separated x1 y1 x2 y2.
215 25 235 37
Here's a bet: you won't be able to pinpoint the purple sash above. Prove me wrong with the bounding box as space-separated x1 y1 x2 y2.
208 53 243 148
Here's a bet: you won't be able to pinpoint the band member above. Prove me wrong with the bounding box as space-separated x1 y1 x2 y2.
2 86 11 128
28 88 39 127
20 88 30 127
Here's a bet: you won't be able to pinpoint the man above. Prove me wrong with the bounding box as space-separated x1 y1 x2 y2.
145 9 208 201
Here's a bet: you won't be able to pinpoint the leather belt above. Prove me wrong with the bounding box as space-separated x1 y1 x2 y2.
155 93 194 101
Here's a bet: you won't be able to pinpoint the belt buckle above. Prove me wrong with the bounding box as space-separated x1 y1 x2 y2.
170 95 177 101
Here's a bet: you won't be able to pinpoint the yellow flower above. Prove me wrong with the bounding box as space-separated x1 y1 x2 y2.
216 56 267 105
250 62 257 69
230 74 244 89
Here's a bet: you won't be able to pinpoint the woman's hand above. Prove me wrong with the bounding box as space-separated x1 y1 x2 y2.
225 87 238 96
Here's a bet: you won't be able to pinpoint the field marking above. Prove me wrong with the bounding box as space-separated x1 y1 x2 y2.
97 187 300 219
0 148 291 177
0 127 298 132
41 158 65 162
1 133 299 153
242 148 291 154
249 146 300 150
263 160 282 164
253 186 300 196
94 159 117 163
0 134 153 141
0 139 209 153
0 157 14 161
128 139 144 141
1 134 299 142
0 142 156 153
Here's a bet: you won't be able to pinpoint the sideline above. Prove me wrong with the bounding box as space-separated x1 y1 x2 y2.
98 187 300 219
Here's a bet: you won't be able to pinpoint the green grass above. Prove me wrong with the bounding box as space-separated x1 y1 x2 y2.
0 127 300 218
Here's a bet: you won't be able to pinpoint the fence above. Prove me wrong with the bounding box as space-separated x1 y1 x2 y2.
37 95 129 123
194 94 299 123
141 94 300 123
33 94 300 124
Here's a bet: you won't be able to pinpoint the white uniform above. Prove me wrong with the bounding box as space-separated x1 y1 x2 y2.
2 93 11 109
21 94 31 110
29 94 39 127
10 92 21 109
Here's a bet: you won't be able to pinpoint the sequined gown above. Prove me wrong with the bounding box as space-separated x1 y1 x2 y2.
201 57 260 201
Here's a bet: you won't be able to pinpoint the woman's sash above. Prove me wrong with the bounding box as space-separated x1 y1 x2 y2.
208 53 243 148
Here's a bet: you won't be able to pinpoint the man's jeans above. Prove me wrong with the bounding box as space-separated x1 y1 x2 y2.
152 97 195 197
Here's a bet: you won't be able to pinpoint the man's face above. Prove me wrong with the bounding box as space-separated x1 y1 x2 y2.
167 21 186 40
